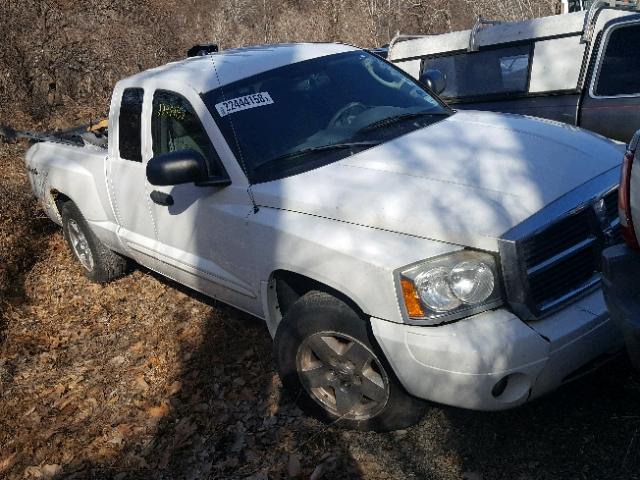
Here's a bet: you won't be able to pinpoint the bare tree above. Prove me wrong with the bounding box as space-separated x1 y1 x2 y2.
1 0 559 126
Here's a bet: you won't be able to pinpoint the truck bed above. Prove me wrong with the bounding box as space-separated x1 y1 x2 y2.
25 141 111 227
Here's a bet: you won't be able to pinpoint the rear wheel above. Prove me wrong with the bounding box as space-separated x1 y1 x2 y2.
274 290 427 431
61 201 129 283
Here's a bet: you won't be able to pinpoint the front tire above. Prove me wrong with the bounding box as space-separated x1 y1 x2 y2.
274 290 427 431
61 201 129 283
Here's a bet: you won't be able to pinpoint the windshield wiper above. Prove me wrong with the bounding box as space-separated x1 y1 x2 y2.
254 141 380 171
357 111 448 134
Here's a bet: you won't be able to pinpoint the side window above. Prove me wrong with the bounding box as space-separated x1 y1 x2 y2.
152 90 224 177
595 24 640 97
118 88 144 162
567 0 585 12
423 45 531 99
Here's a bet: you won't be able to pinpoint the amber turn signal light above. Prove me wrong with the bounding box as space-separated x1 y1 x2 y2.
401 277 425 318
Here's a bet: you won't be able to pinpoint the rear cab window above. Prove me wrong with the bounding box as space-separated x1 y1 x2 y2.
595 23 640 97
118 88 144 162
423 45 531 100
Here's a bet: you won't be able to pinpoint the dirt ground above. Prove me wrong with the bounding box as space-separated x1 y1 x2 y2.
1 137 640 480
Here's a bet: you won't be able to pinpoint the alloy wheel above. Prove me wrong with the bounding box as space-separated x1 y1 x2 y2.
296 331 389 420
67 219 95 271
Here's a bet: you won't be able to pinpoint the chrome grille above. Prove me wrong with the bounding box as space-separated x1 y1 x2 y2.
521 208 594 267
523 206 601 312
527 240 599 307
501 187 622 320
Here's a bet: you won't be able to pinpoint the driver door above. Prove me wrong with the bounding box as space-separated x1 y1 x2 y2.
145 89 260 313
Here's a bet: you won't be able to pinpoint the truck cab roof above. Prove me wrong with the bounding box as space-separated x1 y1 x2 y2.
118 43 359 94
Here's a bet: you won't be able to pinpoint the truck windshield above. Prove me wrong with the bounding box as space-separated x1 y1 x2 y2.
202 50 451 183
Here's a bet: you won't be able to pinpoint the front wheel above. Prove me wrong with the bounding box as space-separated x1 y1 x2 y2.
274 290 427 431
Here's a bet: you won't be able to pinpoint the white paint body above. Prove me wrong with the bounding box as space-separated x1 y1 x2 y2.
26 43 625 410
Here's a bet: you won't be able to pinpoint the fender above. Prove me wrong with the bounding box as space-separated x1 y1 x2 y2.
25 142 120 247
251 206 460 330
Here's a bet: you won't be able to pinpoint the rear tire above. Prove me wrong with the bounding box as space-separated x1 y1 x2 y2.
61 201 129 283
274 290 427 431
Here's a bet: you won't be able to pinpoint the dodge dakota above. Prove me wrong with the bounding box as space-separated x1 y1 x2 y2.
26 43 626 430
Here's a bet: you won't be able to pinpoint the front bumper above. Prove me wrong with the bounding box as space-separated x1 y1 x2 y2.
371 288 623 410
602 244 640 369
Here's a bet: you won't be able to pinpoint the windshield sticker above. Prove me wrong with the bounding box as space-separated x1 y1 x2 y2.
156 103 187 120
215 92 273 117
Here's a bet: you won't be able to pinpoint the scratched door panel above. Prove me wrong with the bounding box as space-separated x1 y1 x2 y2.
580 96 640 143
452 94 581 126
581 21 640 144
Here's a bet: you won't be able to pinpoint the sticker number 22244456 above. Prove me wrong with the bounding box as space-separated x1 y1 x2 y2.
215 92 274 117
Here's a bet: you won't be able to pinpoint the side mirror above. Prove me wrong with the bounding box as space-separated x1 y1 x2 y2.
147 150 210 186
420 69 446 95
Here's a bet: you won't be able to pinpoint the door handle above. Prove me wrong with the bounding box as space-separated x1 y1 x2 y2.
150 190 174 206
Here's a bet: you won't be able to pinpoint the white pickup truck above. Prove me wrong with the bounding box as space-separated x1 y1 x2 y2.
26 43 626 431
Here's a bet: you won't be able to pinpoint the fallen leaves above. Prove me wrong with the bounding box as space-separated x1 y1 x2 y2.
109 355 126 367
309 453 340 480
288 453 302 478
0 453 17 475
173 417 198 447
128 340 144 355
147 403 170 419
167 380 181 396
23 464 62 479
134 374 150 392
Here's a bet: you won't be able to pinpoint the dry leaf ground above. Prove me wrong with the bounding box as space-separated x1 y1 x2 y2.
1 136 640 479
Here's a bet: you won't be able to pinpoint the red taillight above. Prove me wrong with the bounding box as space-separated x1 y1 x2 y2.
619 149 640 250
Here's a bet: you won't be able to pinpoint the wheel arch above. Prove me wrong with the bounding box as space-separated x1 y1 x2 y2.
36 188 74 226
51 190 73 216
48 190 85 226
265 269 369 337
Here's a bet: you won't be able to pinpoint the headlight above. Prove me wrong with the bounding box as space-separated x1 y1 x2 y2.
397 250 503 325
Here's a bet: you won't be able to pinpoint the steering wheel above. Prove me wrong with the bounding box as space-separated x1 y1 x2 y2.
327 102 367 129
364 57 404 90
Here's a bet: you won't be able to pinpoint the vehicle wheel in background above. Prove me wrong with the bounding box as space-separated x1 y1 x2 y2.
61 201 129 283
274 290 427 431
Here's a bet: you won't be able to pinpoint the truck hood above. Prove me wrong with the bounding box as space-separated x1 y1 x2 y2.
251 111 624 251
